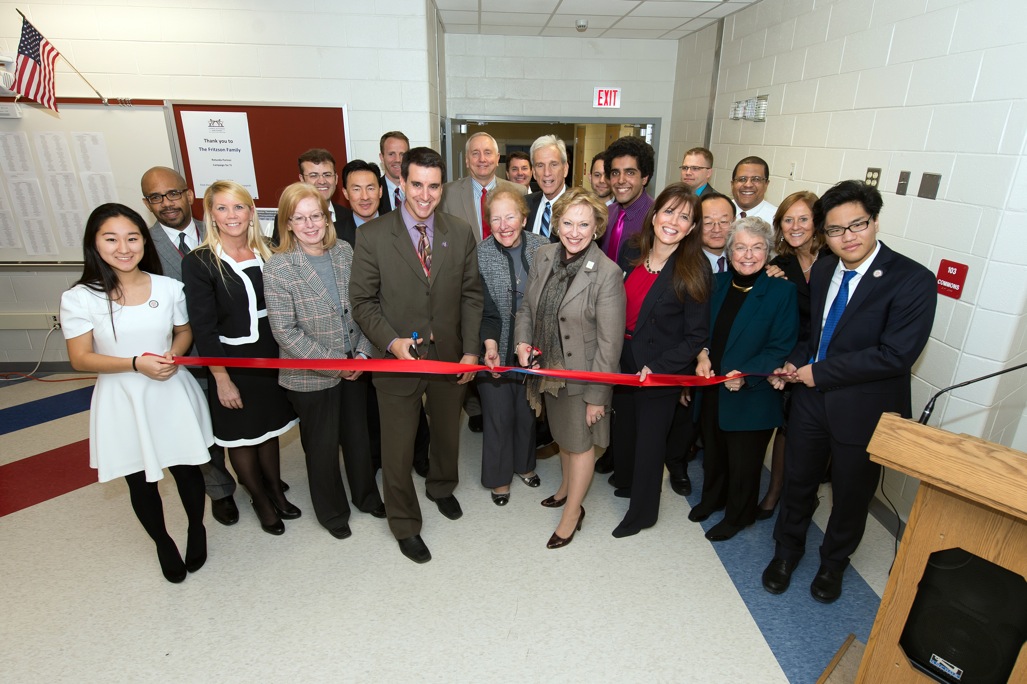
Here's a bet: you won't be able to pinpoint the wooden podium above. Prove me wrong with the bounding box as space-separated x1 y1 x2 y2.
856 413 1027 682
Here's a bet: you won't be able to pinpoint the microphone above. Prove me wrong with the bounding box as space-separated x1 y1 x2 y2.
919 362 1027 425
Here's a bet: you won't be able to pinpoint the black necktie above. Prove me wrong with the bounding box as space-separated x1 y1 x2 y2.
178 232 190 255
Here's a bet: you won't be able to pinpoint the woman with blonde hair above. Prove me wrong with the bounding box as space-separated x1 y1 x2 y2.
183 181 299 536
264 182 383 540
514 187 626 549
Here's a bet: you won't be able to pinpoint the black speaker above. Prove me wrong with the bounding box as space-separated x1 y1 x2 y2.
900 548 1027 683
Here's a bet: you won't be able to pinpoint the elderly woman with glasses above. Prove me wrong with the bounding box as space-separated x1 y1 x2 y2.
264 182 384 541
689 216 798 542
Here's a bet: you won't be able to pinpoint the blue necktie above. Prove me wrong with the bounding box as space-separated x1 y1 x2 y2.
717 256 726 273
540 201 551 238
815 270 857 362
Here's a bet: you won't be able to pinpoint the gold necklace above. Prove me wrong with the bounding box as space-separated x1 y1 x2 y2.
644 256 662 274
731 281 753 292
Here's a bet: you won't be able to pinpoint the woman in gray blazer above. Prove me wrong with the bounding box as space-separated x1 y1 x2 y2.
514 187 626 549
264 183 383 541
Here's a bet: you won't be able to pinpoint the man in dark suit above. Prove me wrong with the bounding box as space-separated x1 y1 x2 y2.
350 147 484 564
377 131 410 215
505 151 534 192
763 180 937 603
140 166 239 526
525 135 569 243
680 147 718 197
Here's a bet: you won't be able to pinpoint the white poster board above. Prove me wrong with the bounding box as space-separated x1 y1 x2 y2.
179 111 258 199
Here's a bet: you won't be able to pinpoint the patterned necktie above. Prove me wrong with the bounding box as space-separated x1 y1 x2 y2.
394 187 402 211
480 189 490 239
540 201 551 238
178 232 190 255
607 210 626 263
717 255 726 273
414 223 431 277
815 270 857 362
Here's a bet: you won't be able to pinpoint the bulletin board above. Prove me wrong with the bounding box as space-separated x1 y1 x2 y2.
169 102 351 218
0 100 174 264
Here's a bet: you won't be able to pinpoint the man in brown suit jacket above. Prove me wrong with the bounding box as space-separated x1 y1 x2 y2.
350 147 484 564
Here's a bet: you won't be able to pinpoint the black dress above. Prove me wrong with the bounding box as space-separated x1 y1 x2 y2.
182 247 297 447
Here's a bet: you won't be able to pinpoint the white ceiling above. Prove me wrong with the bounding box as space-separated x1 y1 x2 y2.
434 0 758 40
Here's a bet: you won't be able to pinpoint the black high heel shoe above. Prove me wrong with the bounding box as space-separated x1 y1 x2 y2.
252 500 284 535
156 539 187 583
547 506 585 549
271 498 302 520
540 494 567 508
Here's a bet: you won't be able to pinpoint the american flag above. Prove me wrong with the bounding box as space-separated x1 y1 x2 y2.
14 18 61 112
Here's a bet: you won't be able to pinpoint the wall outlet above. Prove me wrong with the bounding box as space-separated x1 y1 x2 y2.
865 167 882 187
49 314 61 329
789 162 796 179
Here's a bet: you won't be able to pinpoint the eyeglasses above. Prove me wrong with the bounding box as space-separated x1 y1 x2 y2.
143 189 187 205
732 244 768 255
733 176 767 185
303 172 336 182
679 165 711 172
703 219 732 231
289 212 326 225
823 217 872 238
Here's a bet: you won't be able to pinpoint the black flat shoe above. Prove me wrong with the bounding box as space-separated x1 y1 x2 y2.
614 487 631 498
398 534 431 563
210 496 239 526
688 507 712 522
491 491 510 506
755 504 776 521
329 523 352 540
762 557 798 594
426 492 463 520
369 503 387 519
540 494 566 508
156 540 186 584
185 525 207 573
547 506 585 549
251 501 284 536
810 565 844 603
271 498 302 520
705 521 745 542
468 415 484 432
517 473 541 488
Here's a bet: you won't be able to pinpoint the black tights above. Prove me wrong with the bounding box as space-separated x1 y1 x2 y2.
228 438 285 525
124 465 205 581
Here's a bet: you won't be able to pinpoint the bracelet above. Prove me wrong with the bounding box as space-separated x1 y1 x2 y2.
131 356 139 372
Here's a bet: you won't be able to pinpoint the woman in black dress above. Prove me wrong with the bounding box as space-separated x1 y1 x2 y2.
183 181 300 536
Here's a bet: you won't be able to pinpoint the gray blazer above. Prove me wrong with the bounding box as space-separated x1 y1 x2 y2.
264 241 373 393
439 176 527 242
150 218 204 281
513 241 626 407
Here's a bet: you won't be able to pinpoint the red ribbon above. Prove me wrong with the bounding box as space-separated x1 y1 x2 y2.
168 355 742 388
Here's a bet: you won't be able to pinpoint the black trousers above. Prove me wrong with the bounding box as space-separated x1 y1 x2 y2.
697 388 773 527
773 385 881 570
287 382 383 530
477 374 536 488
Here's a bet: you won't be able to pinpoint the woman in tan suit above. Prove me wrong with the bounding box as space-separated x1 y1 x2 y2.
514 187 626 549
264 183 383 541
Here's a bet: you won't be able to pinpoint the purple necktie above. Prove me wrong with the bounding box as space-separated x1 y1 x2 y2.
607 211 626 263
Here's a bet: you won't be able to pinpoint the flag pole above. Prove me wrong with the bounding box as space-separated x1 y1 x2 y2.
15 8 108 104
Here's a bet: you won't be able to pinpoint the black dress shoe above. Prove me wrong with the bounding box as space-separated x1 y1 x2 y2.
210 496 239 526
688 507 713 522
369 503 387 519
426 492 463 520
271 498 302 520
398 534 431 563
613 487 631 498
280 480 290 492
185 525 206 573
329 523 352 540
156 540 187 584
413 461 429 478
762 557 799 594
540 494 566 508
755 504 776 521
705 520 744 542
491 491 510 506
669 474 692 496
810 565 845 603
251 501 284 536
468 415 484 432
594 453 614 474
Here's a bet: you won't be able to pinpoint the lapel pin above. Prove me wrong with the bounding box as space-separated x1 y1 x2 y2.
873 269 883 278
442 241 448 248
148 300 159 308
586 261 595 269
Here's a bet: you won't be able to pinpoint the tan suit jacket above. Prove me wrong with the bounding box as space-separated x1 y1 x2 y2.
514 241 625 407
439 176 527 242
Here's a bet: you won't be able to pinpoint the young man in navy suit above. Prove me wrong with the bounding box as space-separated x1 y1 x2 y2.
763 180 937 603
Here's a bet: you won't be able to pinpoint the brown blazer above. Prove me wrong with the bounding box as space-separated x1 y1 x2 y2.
350 208 484 396
513 241 626 407
438 176 527 242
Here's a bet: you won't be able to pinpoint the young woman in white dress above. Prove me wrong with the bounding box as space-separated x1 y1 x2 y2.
60 203 214 583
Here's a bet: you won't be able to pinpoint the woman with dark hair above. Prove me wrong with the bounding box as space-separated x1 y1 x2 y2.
60 203 213 583
265 182 383 541
514 187 626 549
609 183 711 538
690 217 798 541
758 191 823 518
477 188 546 506
183 181 299 536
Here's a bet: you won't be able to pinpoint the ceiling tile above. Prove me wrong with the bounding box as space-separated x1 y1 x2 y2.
434 0 478 10
703 2 749 18
630 1 718 18
440 10 478 24
547 15 621 30
602 28 677 39
444 24 481 34
613 16 689 30
480 24 544 35
481 0 559 13
554 0 639 16
481 12 551 27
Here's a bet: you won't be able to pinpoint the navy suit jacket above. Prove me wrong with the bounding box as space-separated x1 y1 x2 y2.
525 190 562 244
379 176 399 214
704 271 798 431
793 241 936 444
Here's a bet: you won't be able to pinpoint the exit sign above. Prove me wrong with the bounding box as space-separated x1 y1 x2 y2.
593 87 621 109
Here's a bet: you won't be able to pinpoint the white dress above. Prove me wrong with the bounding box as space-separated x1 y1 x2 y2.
60 275 213 483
